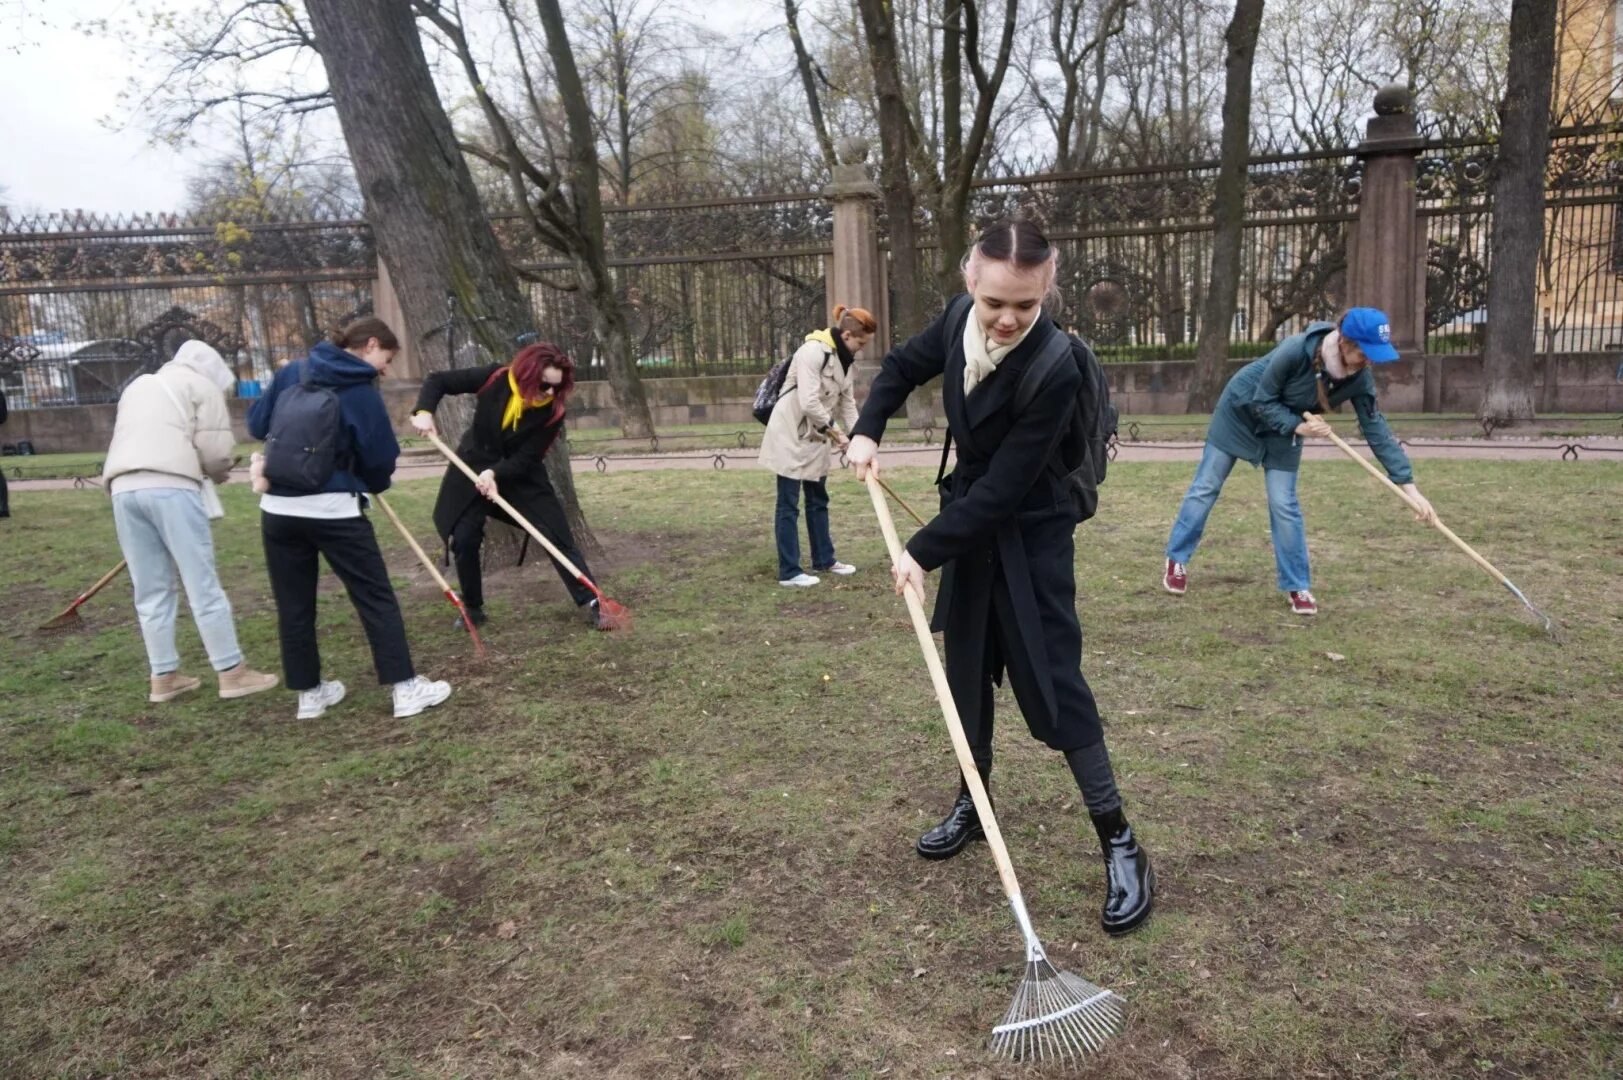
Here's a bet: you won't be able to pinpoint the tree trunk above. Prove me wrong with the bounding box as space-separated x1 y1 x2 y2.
1480 0 1556 426
303 0 598 552
534 0 655 439
857 0 925 340
1187 0 1264 412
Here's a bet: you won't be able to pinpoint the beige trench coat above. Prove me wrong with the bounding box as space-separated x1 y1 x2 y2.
757 336 859 481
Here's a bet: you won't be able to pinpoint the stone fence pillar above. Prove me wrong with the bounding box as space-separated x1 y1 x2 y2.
1347 84 1426 358
824 136 890 364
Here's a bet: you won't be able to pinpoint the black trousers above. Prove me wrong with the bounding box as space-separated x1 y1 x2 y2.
261 510 415 691
449 499 595 610
0 465 9 515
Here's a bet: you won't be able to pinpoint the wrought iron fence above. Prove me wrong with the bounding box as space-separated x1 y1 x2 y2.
0 280 372 408
888 150 1360 359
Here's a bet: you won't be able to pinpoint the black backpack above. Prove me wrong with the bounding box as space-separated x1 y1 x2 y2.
752 346 832 425
939 296 1118 523
262 362 348 492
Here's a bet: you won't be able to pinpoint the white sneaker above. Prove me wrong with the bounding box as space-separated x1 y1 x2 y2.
393 675 452 718
816 562 857 576
778 573 821 587
296 679 347 720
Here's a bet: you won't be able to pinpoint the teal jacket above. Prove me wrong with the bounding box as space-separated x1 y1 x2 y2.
1207 322 1413 483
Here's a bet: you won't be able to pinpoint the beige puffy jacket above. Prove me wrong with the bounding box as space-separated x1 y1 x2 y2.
103 341 237 488
757 331 859 481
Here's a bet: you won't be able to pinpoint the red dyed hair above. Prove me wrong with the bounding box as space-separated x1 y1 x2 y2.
480 341 576 422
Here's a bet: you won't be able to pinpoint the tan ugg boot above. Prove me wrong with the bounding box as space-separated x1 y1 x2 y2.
149 672 202 703
217 662 280 700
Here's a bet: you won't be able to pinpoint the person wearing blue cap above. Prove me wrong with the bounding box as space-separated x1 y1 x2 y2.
1161 307 1436 615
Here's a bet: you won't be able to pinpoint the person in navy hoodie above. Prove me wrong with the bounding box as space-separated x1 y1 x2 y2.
248 317 452 721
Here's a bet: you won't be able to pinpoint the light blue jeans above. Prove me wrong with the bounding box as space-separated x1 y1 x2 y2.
112 488 244 676
1165 443 1311 592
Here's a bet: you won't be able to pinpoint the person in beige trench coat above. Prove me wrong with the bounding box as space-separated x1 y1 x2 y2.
758 305 876 586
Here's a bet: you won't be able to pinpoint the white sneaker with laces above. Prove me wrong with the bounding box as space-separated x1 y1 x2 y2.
297 679 347 720
393 675 452 718
817 562 857 576
778 572 821 587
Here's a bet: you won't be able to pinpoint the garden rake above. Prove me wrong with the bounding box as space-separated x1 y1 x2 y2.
374 494 487 659
425 431 631 631
864 474 1125 1062
38 559 127 633
1317 419 1560 640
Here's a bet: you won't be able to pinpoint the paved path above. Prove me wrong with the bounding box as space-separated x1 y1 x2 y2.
10 437 1622 491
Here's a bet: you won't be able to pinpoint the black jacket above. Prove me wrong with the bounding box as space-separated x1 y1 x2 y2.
414 365 566 540
853 299 1099 751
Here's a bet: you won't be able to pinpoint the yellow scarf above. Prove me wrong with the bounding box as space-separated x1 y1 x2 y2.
501 367 555 431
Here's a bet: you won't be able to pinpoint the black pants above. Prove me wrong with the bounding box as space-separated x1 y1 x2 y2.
0 465 9 515
449 499 595 610
261 510 415 691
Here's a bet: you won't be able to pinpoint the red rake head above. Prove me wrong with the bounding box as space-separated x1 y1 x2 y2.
594 596 632 632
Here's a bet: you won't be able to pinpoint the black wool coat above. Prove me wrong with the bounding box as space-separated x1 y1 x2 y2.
852 299 1102 752
413 365 566 542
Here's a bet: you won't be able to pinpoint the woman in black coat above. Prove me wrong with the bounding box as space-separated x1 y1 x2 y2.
409 342 605 629
846 219 1153 935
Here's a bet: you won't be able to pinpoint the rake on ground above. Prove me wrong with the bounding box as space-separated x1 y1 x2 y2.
374 494 487 659
424 431 631 631
38 559 127 633
863 474 1124 1062
1318 419 1560 640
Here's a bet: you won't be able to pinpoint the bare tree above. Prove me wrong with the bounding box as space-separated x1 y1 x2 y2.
1480 0 1557 425
784 0 840 174
1023 0 1132 170
414 0 656 438
856 0 928 337
1187 0 1263 412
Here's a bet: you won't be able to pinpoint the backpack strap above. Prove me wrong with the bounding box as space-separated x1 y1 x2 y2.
1013 326 1076 416
934 294 981 486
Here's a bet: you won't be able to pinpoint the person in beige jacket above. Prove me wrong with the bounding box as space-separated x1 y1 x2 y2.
758 305 875 586
103 340 278 703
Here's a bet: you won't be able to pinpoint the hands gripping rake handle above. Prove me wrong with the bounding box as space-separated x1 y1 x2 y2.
374 494 486 658
864 475 1047 957
1318 420 1557 636
425 431 597 598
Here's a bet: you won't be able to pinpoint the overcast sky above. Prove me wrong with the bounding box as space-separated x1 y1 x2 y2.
0 1 217 214
1 0 784 218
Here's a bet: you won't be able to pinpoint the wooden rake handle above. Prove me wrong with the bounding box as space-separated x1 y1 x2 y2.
424 430 592 589
864 475 1029 913
78 559 129 605
1317 420 1509 587
874 474 927 527
373 494 458 597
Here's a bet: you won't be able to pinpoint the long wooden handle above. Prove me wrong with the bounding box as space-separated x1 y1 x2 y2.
373 494 458 596
424 430 590 586
864 475 1028 913
1319 423 1508 585
874 474 927 527
76 560 129 605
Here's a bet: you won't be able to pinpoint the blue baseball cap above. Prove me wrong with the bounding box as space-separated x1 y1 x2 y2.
1340 307 1399 362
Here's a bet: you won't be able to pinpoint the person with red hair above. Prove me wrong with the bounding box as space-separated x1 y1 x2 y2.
410 342 605 629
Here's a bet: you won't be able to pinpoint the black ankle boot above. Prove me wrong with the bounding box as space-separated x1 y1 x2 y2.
1090 808 1154 935
916 782 987 860
455 606 488 631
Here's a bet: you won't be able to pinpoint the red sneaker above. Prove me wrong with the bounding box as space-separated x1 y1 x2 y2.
1289 590 1318 616
1162 559 1188 595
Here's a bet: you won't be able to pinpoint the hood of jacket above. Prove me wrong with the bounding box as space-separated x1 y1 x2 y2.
169 340 236 393
305 341 382 389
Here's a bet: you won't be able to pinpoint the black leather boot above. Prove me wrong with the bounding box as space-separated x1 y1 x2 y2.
455 606 488 631
1091 808 1154 935
916 777 988 860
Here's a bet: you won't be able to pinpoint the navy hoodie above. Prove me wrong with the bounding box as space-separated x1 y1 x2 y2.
248 342 400 496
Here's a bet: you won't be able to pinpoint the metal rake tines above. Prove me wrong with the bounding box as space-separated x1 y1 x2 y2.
989 956 1126 1063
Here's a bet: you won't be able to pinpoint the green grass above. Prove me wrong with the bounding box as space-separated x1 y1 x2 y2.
0 460 1619 1077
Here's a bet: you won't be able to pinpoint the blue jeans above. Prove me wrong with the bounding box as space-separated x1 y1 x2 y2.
112 488 244 676
775 475 835 580
1165 443 1311 592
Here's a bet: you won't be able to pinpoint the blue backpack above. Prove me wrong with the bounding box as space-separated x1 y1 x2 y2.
262 362 348 492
